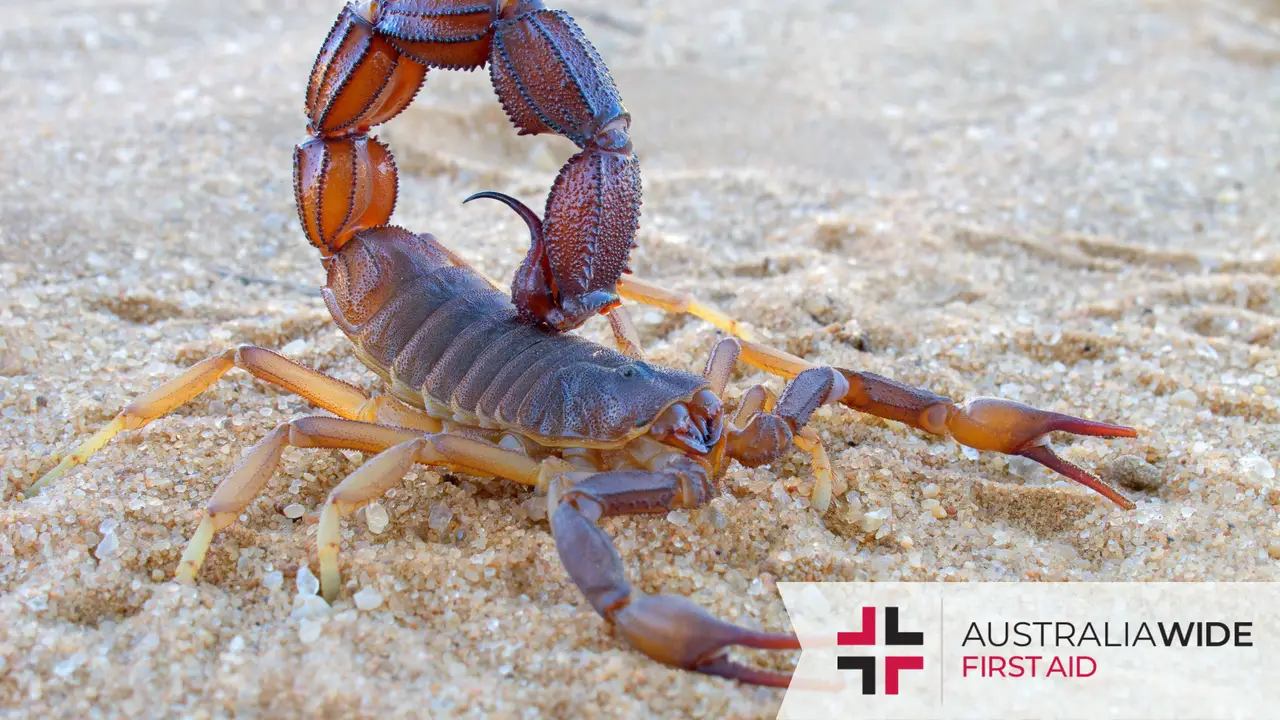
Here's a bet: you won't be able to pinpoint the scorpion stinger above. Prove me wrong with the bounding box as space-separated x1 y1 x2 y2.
464 190 569 329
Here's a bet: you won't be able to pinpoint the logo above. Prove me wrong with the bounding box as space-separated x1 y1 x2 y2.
837 606 925 695
780 583 1280 719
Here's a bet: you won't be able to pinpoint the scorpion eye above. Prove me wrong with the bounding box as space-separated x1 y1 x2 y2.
617 363 650 380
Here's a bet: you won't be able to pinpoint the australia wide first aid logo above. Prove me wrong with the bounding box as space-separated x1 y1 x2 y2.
836 606 925 695
777 582 1277 720
959 617 1253 680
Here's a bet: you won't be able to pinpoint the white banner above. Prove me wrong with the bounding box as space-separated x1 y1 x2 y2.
777 582 1279 719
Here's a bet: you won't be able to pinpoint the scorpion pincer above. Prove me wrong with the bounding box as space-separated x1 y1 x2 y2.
27 0 1141 687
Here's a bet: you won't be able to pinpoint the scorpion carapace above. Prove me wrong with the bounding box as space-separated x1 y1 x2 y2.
295 0 640 331
26 0 1146 691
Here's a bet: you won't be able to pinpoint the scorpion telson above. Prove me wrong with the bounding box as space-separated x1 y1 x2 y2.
27 0 1142 689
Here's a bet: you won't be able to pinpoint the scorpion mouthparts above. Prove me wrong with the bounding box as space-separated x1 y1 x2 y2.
652 391 723 456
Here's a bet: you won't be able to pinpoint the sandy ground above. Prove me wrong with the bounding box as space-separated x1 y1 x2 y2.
3 0 1279 717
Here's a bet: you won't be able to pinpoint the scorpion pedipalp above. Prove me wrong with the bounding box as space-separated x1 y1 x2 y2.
549 462 801 688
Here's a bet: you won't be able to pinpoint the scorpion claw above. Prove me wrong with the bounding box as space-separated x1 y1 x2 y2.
694 655 796 689
1017 443 1136 510
834 373 1139 507
945 397 1138 508
944 397 1139 452
611 592 799 687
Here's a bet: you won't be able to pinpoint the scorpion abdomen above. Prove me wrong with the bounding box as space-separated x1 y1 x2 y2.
323 226 706 444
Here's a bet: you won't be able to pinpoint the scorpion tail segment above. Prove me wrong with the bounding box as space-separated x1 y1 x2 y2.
549 466 798 688
374 0 498 71
539 147 641 330
489 8 626 147
294 135 398 256
835 370 1138 508
484 5 642 330
306 4 428 137
463 190 563 327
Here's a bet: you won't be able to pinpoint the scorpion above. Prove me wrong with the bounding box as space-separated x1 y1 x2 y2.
26 0 1140 687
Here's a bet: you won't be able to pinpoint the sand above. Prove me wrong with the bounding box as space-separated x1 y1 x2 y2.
2 0 1278 717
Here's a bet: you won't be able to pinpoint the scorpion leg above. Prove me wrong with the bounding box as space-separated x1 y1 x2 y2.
606 306 645 360
24 345 440 497
713 338 1139 508
316 431 570 600
617 276 759 341
548 458 800 687
176 417 419 583
175 414 570 592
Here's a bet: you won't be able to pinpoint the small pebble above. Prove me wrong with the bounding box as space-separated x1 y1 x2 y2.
1104 454 1163 492
521 496 546 521
860 508 890 533
298 618 323 644
666 509 690 527
428 503 454 532
282 503 305 519
696 505 727 530
98 518 118 535
1267 542 1280 561
921 483 939 499
296 565 320 596
95 532 119 559
280 338 308 355
365 502 390 534
53 654 85 678
262 570 284 591
291 595 330 619
353 586 384 611
1238 455 1275 483
1170 388 1198 407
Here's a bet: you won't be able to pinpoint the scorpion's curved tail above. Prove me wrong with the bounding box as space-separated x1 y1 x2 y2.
294 0 641 331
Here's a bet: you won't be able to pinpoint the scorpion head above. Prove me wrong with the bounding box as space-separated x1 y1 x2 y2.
519 357 720 451
649 388 723 456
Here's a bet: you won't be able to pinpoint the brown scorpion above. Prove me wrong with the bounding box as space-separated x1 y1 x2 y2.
27 0 1140 687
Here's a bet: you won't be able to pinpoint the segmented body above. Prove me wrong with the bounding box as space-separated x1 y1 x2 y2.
325 226 706 448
